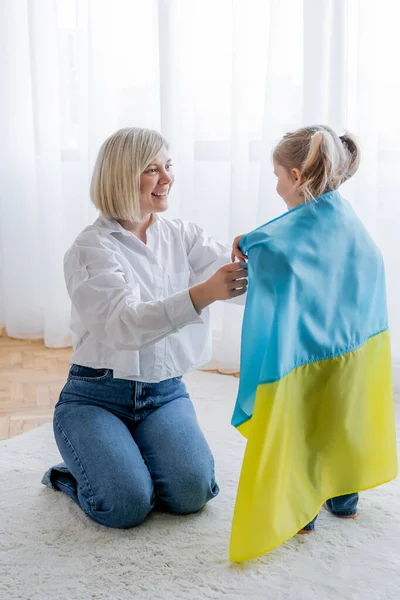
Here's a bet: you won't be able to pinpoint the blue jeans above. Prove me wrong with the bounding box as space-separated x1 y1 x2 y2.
303 493 359 531
42 365 219 528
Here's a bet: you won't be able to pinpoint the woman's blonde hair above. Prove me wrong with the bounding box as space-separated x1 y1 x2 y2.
273 125 360 201
90 127 169 221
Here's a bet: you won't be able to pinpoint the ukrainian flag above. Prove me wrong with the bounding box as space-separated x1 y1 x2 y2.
230 191 398 562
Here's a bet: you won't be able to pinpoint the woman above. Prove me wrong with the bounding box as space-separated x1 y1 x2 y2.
42 127 247 528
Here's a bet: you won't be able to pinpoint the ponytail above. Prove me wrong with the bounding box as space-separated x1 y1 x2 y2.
300 130 340 200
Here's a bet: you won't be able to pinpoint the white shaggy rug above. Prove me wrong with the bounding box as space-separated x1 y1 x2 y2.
1 371 400 600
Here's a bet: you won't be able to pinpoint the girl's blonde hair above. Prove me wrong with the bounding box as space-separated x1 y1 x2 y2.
273 125 360 201
90 127 169 221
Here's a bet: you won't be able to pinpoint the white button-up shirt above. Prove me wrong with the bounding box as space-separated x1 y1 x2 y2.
65 214 236 382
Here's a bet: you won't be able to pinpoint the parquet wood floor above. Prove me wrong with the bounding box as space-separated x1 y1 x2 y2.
0 330 72 440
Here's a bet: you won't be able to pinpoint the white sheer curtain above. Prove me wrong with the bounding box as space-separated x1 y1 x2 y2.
1 0 399 379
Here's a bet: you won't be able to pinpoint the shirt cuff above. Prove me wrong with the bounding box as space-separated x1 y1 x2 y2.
164 289 204 330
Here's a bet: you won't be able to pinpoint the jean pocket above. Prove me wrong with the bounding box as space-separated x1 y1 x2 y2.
68 364 112 382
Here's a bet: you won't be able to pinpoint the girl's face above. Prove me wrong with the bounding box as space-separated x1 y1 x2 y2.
274 161 303 209
139 147 175 219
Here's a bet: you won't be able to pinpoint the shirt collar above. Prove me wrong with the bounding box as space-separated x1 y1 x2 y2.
94 213 160 236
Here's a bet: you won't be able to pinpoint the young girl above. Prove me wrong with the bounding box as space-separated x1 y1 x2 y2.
230 125 397 562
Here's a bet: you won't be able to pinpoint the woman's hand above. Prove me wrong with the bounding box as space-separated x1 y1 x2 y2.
189 262 248 313
231 234 247 263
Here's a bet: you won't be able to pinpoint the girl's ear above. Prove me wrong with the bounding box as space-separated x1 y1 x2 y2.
291 168 302 186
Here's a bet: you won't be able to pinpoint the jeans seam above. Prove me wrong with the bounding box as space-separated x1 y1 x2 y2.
69 372 111 382
55 480 77 493
333 510 357 516
54 415 96 511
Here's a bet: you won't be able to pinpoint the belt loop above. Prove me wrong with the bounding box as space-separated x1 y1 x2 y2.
133 381 142 406
133 381 137 407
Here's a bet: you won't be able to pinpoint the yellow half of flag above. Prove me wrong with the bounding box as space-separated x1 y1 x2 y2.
231 331 397 561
